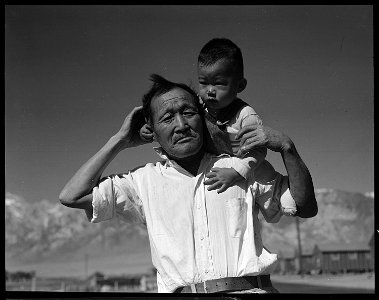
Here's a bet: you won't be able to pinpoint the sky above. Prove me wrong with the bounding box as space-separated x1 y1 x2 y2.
5 5 374 204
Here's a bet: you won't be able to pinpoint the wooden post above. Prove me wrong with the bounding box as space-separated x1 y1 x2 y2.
31 276 36 291
60 281 65 292
85 253 88 279
295 217 303 277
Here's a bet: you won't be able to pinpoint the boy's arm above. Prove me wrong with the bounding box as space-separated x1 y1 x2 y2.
204 167 244 193
59 106 146 211
204 112 267 193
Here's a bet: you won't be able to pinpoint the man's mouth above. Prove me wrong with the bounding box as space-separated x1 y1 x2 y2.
175 136 194 144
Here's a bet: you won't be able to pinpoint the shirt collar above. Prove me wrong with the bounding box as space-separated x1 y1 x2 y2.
153 146 230 171
153 146 170 161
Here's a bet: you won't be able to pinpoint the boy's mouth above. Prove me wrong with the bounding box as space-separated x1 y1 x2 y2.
205 98 218 104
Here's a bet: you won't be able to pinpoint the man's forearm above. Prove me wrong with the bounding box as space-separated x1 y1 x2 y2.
59 134 124 207
281 141 318 218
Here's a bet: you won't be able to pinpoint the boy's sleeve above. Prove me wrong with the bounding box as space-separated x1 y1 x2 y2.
230 110 267 179
253 161 297 223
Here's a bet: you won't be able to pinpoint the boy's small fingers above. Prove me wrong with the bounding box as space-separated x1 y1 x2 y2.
204 177 218 185
205 172 216 178
207 182 222 191
217 185 227 193
207 184 217 191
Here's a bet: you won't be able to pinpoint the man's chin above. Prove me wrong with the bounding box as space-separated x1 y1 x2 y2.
169 143 203 160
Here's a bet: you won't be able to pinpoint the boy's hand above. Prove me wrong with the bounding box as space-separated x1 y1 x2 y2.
140 123 154 143
204 167 244 193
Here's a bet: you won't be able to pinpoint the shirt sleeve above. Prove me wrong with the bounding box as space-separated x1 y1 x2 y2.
230 108 267 179
253 161 297 223
86 173 146 225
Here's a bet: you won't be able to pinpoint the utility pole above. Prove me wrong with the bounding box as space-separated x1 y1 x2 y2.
85 253 88 279
295 217 303 277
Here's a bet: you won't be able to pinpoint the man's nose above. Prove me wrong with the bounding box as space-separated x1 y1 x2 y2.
174 114 188 131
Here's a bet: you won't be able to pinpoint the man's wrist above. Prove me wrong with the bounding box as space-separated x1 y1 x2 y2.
108 133 128 152
280 136 294 153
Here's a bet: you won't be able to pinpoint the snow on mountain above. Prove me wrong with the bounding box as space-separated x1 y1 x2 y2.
5 188 374 276
5 193 149 266
262 189 374 254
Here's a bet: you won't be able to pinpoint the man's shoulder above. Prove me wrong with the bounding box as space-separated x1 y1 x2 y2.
128 160 167 175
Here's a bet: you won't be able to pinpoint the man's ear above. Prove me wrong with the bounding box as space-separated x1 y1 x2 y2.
145 122 156 140
237 78 247 93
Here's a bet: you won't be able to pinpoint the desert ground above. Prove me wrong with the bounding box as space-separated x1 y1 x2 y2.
271 273 374 293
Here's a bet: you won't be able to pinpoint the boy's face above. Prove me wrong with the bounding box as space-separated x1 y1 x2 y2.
198 59 245 111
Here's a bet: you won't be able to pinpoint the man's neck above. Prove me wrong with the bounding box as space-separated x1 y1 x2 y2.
173 150 205 176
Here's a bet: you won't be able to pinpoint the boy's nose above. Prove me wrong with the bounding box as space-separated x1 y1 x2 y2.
207 87 215 95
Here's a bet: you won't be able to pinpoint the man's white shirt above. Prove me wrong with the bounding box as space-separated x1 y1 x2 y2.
86 148 297 292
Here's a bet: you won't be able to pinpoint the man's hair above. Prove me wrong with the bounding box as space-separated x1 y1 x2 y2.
142 74 199 123
198 38 244 78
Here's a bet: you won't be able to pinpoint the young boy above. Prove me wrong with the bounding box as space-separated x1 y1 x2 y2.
196 37 269 194
140 38 266 193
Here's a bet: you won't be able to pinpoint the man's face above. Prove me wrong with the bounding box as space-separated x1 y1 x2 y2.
150 88 204 160
198 59 242 111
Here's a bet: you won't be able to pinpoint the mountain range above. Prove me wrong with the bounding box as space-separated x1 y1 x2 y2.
5 189 374 277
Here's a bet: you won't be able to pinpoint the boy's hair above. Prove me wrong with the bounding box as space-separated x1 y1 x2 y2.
198 38 244 79
142 74 200 123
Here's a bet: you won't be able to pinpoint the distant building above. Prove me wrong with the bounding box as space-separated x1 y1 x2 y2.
88 273 142 292
294 248 314 274
313 243 373 274
140 273 158 292
88 270 157 292
277 249 297 274
368 233 375 270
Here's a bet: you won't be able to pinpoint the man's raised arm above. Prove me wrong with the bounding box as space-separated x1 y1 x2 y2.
59 106 146 210
236 125 318 218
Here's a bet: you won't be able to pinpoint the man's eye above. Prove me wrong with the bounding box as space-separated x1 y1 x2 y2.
161 115 173 123
184 111 197 117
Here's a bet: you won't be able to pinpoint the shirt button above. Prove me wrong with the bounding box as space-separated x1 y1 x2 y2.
200 236 204 240
205 270 209 274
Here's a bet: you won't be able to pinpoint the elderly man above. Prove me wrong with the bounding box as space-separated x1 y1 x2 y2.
59 74 317 293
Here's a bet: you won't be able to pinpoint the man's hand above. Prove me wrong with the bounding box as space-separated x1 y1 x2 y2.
235 125 292 157
115 106 150 149
204 167 244 193
60 106 150 209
